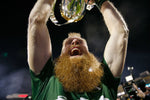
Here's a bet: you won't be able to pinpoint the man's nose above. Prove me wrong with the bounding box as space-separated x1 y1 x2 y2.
71 39 79 45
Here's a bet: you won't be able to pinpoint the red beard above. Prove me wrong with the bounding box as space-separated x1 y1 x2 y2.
54 52 104 93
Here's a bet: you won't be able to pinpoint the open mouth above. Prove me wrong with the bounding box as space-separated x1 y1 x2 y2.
70 47 82 56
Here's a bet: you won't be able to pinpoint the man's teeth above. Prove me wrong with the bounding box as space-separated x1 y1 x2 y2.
72 48 79 51
71 48 80 56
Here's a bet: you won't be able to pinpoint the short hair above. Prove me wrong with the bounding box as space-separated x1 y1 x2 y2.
68 32 81 38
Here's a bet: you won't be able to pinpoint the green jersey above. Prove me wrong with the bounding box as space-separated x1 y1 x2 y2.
30 57 120 100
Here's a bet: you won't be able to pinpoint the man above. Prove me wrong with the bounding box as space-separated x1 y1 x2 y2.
27 0 129 100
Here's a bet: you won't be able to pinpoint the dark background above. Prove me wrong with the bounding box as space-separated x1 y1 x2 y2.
0 0 150 99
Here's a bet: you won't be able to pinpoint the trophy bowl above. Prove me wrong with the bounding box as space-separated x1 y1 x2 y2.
60 0 86 23
50 0 94 26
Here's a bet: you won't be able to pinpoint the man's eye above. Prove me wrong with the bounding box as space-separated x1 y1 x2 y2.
69 40 72 44
66 40 72 45
79 40 82 44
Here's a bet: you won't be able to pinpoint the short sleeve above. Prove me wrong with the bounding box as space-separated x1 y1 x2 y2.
101 58 120 90
29 57 54 99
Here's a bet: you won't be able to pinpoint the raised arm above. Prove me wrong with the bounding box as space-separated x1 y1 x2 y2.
100 1 129 77
27 0 54 74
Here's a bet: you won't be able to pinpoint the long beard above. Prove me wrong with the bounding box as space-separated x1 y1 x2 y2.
54 53 104 93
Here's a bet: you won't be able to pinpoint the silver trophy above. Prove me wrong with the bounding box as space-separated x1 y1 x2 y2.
50 0 95 26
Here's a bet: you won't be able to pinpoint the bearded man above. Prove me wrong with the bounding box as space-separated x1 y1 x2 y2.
27 0 129 100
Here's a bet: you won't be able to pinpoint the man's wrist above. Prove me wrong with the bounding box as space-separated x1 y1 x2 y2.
95 0 109 9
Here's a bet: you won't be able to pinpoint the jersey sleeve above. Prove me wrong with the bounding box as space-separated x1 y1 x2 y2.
101 58 121 91
29 57 54 99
